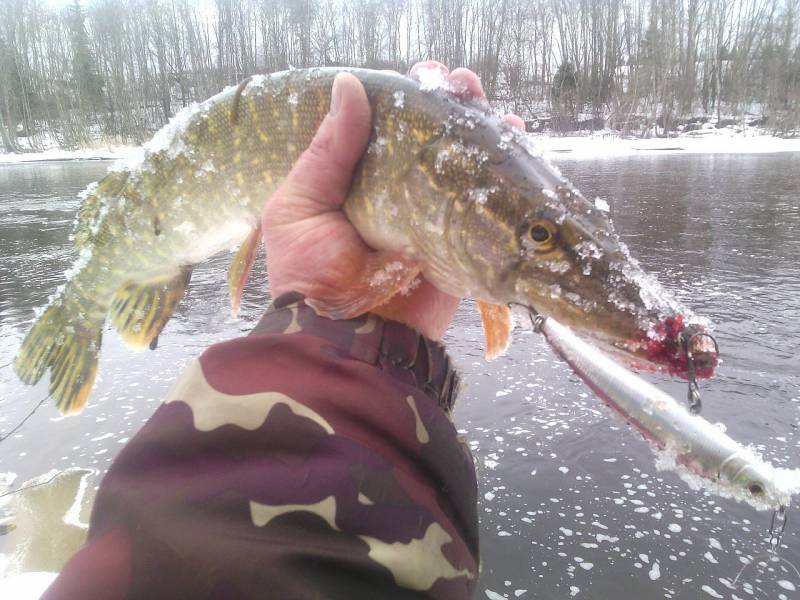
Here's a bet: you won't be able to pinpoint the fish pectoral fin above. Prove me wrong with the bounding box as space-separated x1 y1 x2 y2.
228 225 262 317
306 253 420 320
110 266 193 350
13 302 101 416
478 302 513 360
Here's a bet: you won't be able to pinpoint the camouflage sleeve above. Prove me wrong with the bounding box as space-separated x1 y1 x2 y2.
43 293 479 600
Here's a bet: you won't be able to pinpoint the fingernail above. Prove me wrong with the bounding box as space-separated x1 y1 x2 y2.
329 74 344 116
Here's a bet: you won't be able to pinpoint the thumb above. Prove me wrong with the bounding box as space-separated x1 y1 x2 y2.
273 73 372 213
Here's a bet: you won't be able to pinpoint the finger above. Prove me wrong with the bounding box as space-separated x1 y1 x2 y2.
502 113 526 131
274 73 372 212
373 280 460 341
448 67 485 99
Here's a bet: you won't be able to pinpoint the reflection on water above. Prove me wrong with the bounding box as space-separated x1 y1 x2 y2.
1 155 799 598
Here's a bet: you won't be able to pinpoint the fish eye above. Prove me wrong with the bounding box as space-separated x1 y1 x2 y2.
527 221 556 247
747 482 764 496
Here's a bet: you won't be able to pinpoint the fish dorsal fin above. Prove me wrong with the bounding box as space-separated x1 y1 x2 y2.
306 253 420 320
477 302 512 360
72 172 129 249
110 267 193 350
228 225 262 317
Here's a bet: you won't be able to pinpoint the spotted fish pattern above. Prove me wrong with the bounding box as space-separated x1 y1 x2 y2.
43 295 478 599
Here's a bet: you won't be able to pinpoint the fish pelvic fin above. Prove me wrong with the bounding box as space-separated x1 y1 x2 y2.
228 225 262 317
306 253 420 320
478 302 513 360
110 266 193 350
14 302 102 416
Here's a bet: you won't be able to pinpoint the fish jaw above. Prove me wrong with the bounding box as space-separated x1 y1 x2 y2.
513 272 720 379
440 117 719 378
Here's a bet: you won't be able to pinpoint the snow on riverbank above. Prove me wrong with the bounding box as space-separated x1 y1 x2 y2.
531 129 800 159
0 145 138 165
2 130 799 165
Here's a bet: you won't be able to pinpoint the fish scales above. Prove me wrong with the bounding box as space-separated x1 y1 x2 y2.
15 67 715 415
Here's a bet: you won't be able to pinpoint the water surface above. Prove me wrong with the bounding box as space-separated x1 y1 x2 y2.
1 155 798 598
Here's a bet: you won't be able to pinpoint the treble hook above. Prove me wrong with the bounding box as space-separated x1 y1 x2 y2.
508 303 547 333
769 505 789 553
681 331 720 415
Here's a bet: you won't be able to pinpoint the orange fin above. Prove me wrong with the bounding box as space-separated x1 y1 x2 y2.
478 302 513 360
228 225 262 317
13 301 101 415
110 267 192 350
306 253 420 320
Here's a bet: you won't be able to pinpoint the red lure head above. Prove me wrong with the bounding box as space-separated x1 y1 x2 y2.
644 315 719 379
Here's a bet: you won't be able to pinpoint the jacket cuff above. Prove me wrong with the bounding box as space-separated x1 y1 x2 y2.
251 292 461 412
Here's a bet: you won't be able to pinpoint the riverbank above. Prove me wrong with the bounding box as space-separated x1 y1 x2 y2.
0 145 136 165
530 129 800 159
2 130 799 165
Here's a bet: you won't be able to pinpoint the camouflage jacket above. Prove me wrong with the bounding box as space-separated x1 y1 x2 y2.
44 293 479 599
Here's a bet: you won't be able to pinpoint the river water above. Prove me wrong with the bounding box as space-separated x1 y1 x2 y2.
1 154 798 599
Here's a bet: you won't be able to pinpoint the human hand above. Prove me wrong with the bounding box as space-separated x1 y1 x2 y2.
262 62 524 340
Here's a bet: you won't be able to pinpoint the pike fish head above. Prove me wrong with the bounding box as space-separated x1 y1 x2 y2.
445 122 717 377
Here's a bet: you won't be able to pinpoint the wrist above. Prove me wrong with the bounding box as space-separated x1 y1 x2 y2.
252 293 460 412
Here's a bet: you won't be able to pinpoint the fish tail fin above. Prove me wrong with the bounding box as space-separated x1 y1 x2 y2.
14 302 102 416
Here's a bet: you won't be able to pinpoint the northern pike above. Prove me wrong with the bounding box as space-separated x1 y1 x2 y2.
14 67 716 415
538 314 799 510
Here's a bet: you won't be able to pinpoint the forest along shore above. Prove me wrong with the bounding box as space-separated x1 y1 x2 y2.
3 0 800 156
3 130 800 165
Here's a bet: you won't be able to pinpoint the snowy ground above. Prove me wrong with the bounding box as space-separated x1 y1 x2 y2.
0 145 137 165
530 129 800 159
1 129 799 165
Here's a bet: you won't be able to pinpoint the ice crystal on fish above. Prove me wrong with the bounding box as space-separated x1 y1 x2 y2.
246 74 270 92
64 247 93 281
174 221 195 235
469 188 490 205
399 276 422 296
109 146 146 174
619 260 682 318
435 147 451 174
368 137 387 157
594 197 610 212
497 130 514 151
416 66 452 92
145 101 202 156
77 182 98 201
574 241 603 275
393 90 405 108
542 188 559 202
369 261 407 287
89 205 109 235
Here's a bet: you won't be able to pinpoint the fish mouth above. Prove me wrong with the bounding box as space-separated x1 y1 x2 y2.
616 315 720 379
517 294 720 379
